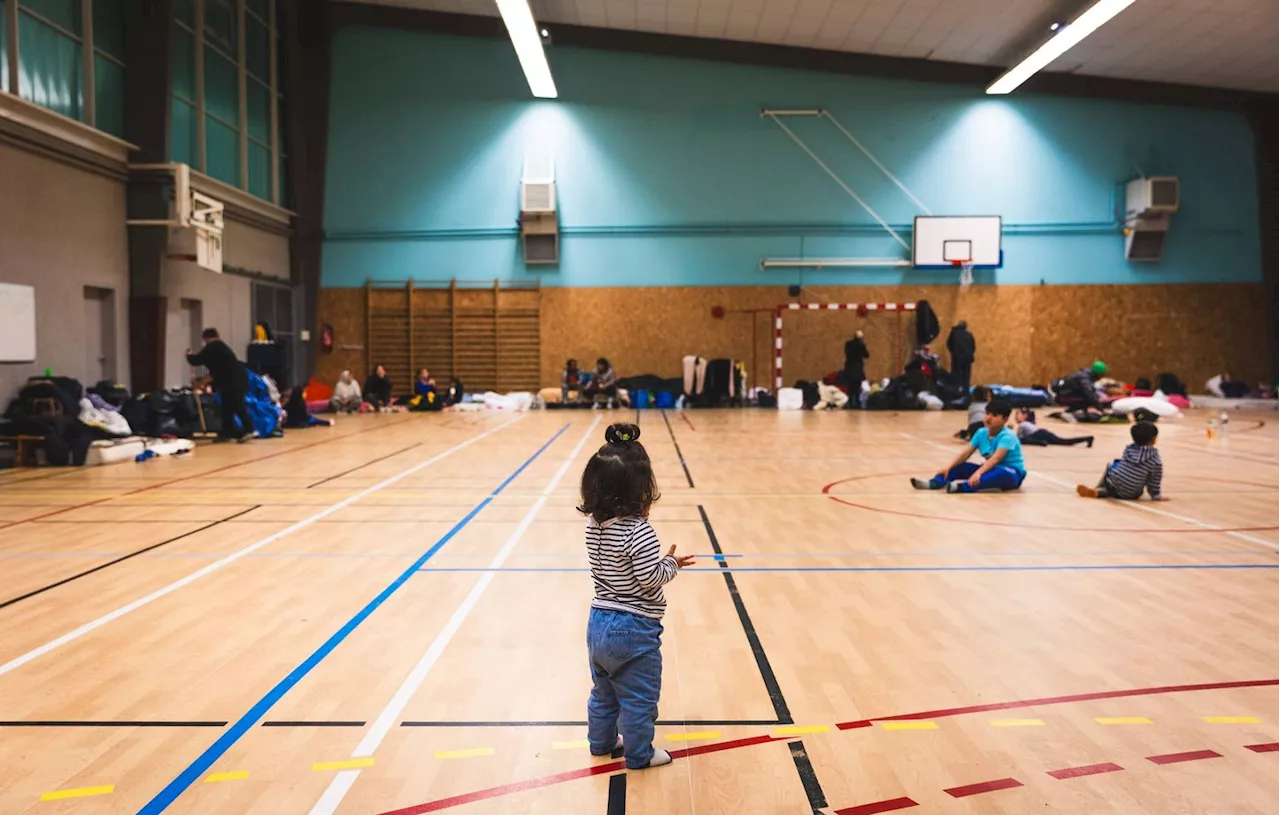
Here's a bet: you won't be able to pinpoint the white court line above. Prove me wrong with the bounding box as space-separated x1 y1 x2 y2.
307 415 603 815
1031 471 1279 552
898 432 1278 552
0 417 524 678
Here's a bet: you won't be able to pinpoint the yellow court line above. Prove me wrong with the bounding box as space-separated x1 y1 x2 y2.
665 731 722 741
880 721 939 731
435 747 495 760
552 739 590 750
1203 716 1260 724
204 771 249 783
1095 717 1153 725
774 725 831 736
990 718 1046 727
313 757 375 772
40 785 115 801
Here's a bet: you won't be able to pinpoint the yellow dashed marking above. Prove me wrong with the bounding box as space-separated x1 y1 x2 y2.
435 747 495 760
774 725 831 736
205 771 249 783
1203 716 1260 724
552 739 590 749
665 731 722 741
990 718 1046 727
40 785 114 801
1095 717 1153 725
880 721 939 731
312 757 375 771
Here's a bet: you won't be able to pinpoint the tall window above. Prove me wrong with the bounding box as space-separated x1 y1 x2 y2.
0 0 126 137
172 0 284 206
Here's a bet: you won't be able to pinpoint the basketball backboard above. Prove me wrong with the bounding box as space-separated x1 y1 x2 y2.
912 216 1002 268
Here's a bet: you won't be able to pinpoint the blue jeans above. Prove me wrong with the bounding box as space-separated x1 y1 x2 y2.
930 462 1026 493
586 607 664 768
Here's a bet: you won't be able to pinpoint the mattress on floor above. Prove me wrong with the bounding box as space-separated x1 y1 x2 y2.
85 436 195 466
1190 395 1279 411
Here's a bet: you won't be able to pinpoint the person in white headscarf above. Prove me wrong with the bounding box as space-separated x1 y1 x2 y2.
331 370 363 413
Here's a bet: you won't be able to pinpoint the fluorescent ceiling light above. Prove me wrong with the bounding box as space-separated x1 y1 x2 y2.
986 0 1136 95
496 0 558 99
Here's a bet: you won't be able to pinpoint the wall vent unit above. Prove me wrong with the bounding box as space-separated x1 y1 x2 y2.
1125 213 1170 262
520 161 558 265
1126 177 1179 217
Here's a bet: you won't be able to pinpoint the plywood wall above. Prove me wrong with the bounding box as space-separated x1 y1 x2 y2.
316 283 1272 395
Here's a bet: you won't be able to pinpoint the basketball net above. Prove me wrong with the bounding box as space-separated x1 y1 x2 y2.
954 259 975 290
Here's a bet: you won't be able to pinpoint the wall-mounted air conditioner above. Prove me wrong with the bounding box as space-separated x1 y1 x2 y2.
1125 177 1179 262
520 160 558 264
1126 177 1179 217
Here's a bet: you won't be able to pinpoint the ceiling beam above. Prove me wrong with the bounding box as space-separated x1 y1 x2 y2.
328 2 1275 110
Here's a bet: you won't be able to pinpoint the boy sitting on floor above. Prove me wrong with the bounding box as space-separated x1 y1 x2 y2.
912 398 1026 493
1076 421 1166 501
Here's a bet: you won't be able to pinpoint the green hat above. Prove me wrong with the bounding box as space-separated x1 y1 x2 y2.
1091 361 1107 376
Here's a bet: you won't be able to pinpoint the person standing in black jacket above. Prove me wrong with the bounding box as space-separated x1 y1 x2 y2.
187 328 254 442
946 320 976 398
843 330 870 407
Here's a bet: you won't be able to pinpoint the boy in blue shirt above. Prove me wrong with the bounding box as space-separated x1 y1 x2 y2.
911 399 1026 493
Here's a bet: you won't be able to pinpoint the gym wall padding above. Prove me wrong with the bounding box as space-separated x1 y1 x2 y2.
317 282 1270 394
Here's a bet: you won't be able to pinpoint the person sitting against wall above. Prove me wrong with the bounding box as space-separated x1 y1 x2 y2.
330 370 363 413
583 358 618 409
409 367 442 411
562 359 584 404
363 364 393 411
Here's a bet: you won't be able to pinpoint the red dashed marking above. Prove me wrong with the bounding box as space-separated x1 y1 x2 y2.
835 796 919 814
943 777 1023 798
1048 762 1125 780
1148 749 1223 765
1245 742 1278 753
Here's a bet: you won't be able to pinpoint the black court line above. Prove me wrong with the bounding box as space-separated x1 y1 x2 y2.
660 410 695 488
306 443 424 488
607 773 627 814
698 504 792 725
0 720 228 727
0 506 259 610
788 740 830 813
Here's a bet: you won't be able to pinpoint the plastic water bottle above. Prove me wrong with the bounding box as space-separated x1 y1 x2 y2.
1206 418 1218 439
1219 410 1230 437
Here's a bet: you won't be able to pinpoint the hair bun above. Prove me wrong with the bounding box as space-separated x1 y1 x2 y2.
605 423 641 444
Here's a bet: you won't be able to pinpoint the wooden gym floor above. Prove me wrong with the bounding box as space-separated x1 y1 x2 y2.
0 409 1276 815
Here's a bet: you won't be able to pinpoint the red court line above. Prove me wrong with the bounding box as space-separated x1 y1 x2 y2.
835 679 1279 730
0 418 415 531
680 412 696 431
823 475 1279 534
1148 749 1223 765
1047 762 1125 780
375 679 1277 814
1245 742 1278 753
378 735 779 814
944 777 1023 798
835 796 919 814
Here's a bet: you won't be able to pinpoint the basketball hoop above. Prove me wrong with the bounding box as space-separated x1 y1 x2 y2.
953 259 975 290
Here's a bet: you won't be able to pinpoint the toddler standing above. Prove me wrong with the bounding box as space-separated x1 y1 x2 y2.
579 423 695 769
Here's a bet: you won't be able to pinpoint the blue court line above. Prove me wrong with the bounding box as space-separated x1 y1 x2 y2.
137 423 569 815
417 564 1278 573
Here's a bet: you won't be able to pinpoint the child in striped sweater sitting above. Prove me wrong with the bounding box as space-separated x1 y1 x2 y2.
1076 421 1167 501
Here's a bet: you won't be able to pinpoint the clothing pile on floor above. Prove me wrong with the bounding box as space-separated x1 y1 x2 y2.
681 356 746 407
1 372 283 467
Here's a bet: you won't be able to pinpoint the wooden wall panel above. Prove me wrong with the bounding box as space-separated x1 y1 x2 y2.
315 287 366 387
317 283 1272 395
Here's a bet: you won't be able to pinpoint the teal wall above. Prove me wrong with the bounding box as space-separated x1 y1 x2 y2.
322 27 1262 288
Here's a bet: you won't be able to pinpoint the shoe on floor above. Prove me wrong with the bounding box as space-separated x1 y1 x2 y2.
1086 437 1094 448
236 431 257 444
630 748 672 769
1076 484 1099 499
909 477 938 490
591 735 623 756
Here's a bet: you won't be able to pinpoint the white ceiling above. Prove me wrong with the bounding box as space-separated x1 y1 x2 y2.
355 0 1278 92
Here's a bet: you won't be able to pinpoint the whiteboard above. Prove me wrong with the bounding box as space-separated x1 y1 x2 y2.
0 283 37 362
912 216 1003 268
